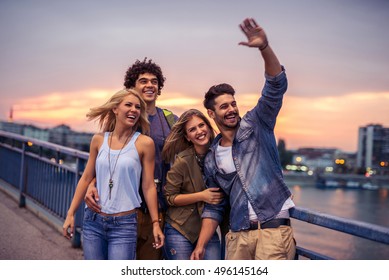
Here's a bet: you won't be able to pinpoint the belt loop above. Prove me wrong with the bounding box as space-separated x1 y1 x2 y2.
92 212 97 221
257 221 261 230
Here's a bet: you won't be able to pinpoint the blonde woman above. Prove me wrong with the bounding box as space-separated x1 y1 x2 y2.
63 88 164 260
162 109 223 260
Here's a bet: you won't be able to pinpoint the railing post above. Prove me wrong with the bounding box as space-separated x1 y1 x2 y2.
18 142 26 207
71 156 82 248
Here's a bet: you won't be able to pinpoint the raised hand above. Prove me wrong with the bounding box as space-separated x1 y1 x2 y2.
239 18 268 50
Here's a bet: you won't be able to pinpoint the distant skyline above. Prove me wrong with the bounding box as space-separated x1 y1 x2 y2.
1 0 389 152
3 108 386 154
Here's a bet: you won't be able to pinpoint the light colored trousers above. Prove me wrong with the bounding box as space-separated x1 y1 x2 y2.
225 225 296 260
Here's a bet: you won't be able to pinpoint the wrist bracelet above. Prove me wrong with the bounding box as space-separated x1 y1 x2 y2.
259 41 269 51
152 219 159 224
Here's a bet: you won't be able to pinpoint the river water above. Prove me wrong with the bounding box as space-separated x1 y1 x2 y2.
285 176 389 260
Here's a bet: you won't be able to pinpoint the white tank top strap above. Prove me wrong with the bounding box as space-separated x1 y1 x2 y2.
130 131 141 145
96 132 110 156
103 131 110 147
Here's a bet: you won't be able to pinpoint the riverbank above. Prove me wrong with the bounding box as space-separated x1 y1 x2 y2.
283 173 389 189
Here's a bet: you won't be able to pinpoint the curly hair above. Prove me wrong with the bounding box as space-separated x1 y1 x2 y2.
123 58 166 94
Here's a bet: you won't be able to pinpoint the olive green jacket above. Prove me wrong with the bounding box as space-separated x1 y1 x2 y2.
164 146 205 244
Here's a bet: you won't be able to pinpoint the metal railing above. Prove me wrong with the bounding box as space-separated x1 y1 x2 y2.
1 130 388 259
0 130 87 247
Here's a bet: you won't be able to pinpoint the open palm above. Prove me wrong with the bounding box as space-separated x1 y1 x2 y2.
239 18 268 49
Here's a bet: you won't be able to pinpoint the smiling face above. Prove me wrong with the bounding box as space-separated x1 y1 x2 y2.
113 93 141 128
207 93 240 131
185 115 212 154
134 73 159 104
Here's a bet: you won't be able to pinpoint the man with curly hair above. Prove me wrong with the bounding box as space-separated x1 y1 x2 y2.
85 58 178 260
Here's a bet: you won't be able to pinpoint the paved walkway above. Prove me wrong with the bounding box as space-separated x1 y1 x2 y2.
0 190 83 260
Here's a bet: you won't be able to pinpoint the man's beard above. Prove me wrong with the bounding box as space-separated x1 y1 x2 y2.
218 114 241 130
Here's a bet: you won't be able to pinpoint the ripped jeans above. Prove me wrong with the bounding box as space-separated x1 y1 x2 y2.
163 222 221 260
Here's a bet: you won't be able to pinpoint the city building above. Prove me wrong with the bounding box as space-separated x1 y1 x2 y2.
0 120 93 152
0 121 24 135
357 124 389 175
24 125 50 142
290 148 340 174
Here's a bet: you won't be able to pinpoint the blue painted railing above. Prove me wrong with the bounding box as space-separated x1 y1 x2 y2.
1 130 388 259
0 130 87 247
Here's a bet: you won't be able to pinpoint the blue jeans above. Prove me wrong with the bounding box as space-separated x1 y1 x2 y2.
82 208 137 260
163 222 221 260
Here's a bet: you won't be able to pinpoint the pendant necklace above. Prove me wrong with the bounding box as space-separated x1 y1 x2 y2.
195 152 206 172
108 131 133 199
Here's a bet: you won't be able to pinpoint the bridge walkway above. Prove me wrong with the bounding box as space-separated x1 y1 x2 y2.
0 188 83 260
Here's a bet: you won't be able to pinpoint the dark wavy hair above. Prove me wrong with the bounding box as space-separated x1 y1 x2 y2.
203 83 235 110
123 58 166 94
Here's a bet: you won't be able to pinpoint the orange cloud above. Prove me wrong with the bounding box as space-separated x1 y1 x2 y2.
275 91 389 151
10 89 389 152
12 89 115 131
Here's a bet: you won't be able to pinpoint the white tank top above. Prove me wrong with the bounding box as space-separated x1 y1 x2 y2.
95 132 142 214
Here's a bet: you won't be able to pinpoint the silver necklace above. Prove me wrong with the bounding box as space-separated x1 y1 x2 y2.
195 153 206 172
108 131 133 199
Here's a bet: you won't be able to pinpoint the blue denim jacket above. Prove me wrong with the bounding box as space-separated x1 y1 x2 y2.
202 68 292 232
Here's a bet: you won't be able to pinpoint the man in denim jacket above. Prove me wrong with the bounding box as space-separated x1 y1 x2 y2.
191 18 296 260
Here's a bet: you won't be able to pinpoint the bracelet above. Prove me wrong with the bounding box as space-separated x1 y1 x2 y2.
259 41 269 51
152 219 159 224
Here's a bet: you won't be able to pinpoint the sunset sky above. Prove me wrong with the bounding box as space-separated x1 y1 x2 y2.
1 0 388 153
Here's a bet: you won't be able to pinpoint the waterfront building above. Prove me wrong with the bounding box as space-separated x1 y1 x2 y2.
357 124 389 175
0 121 24 135
291 148 339 174
24 125 50 142
0 120 93 152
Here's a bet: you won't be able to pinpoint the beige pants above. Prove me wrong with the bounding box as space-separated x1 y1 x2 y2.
225 225 296 260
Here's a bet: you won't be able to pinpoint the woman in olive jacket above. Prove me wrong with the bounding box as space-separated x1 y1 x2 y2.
161 109 223 260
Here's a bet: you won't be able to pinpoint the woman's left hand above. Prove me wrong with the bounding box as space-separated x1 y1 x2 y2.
152 223 165 249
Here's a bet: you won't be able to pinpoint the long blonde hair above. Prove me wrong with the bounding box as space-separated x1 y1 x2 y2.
162 109 215 163
86 88 150 135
